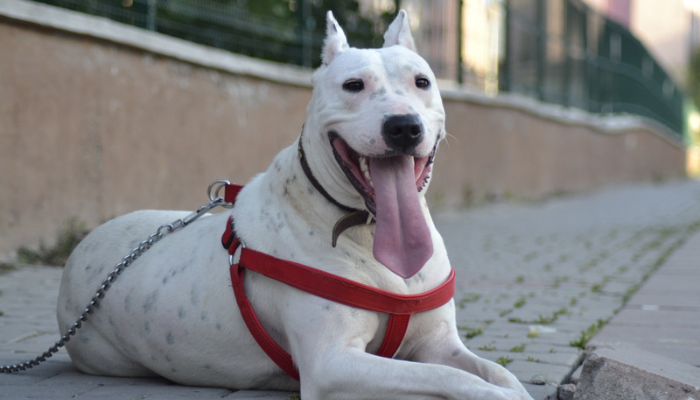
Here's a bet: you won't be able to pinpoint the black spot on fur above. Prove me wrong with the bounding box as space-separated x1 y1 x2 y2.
166 332 175 345
143 290 159 313
190 286 200 306
124 294 132 313
370 87 387 101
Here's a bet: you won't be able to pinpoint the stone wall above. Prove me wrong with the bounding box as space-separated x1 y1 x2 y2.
0 0 686 256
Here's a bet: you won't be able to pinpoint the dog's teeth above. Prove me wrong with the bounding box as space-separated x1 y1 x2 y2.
360 156 368 173
359 156 373 187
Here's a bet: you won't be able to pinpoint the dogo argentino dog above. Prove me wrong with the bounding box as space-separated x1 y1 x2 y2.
57 10 533 400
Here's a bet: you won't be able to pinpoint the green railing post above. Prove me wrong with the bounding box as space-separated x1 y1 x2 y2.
457 0 464 85
146 0 155 31
536 0 545 102
499 0 511 93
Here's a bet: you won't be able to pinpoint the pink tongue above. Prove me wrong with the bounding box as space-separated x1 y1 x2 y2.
370 155 433 279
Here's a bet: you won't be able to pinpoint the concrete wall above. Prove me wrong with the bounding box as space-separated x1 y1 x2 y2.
0 0 686 256
432 93 686 207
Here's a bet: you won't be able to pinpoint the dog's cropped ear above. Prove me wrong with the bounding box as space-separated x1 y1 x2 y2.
383 10 416 52
322 11 349 65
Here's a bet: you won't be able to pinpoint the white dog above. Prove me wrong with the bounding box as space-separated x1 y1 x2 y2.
58 11 533 400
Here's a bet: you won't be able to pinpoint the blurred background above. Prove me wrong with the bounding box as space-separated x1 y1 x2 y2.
1 0 699 257
23 0 700 143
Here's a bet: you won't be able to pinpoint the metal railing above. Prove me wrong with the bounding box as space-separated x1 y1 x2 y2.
499 0 684 135
30 0 685 137
31 0 395 68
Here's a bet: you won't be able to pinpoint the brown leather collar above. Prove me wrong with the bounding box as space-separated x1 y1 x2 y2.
297 135 374 247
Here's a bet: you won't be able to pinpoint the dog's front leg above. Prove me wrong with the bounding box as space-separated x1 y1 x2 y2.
287 299 531 400
297 348 530 400
406 305 534 399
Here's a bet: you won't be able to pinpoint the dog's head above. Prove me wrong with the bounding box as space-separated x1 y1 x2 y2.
302 10 446 279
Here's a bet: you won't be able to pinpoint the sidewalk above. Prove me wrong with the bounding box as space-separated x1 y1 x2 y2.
2 179 700 400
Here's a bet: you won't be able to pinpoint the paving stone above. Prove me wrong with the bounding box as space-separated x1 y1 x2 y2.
507 361 572 386
557 383 576 400
520 383 558 400
0 384 99 399
591 324 700 367
573 345 700 400
84 384 234 399
226 390 299 399
568 365 583 384
603 308 700 328
626 292 700 307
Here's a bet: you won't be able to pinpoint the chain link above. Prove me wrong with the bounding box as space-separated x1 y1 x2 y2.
1 180 234 374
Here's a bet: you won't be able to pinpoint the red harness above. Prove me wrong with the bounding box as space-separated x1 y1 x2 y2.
220 184 456 381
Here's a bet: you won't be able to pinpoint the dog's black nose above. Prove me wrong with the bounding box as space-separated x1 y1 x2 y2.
381 114 424 154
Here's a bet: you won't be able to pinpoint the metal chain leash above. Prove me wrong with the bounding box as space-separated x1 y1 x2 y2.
0 180 234 374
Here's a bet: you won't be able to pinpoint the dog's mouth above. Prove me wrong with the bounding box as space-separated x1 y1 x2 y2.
329 132 435 215
329 131 435 279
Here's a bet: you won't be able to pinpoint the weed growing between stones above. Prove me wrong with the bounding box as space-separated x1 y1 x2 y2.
457 293 482 309
509 344 526 353
496 356 513 367
570 318 609 350
508 308 569 325
16 218 89 267
464 326 483 339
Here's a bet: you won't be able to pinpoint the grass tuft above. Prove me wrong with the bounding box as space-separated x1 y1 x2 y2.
570 318 609 350
496 356 514 367
16 218 89 267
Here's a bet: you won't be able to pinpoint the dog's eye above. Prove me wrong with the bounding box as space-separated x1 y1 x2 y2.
342 79 364 93
415 77 430 89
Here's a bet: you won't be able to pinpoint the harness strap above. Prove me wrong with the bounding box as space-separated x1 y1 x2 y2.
222 183 456 382
230 260 301 380
235 245 455 315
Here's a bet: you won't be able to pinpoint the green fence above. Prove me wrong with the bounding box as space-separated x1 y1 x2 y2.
501 0 685 136
31 0 395 68
30 0 684 137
